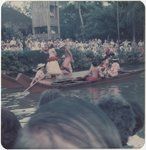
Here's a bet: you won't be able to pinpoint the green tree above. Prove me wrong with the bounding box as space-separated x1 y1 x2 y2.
60 3 81 39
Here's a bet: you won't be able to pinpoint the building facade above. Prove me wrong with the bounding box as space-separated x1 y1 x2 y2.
32 1 60 40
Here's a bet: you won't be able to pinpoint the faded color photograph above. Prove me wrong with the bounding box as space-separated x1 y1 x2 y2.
1 0 145 149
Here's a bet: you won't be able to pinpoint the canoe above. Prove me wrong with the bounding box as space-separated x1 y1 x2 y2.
2 74 23 89
16 69 144 93
1 70 88 90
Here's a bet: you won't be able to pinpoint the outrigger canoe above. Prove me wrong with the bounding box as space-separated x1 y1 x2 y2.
2 74 23 89
16 69 144 93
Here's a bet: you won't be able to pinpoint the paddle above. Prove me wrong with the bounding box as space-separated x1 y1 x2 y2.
23 76 45 93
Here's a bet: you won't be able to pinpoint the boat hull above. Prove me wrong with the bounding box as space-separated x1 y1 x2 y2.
16 69 144 93
2 74 23 89
16 73 50 93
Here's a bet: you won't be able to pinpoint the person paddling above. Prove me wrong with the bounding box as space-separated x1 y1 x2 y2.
30 63 46 86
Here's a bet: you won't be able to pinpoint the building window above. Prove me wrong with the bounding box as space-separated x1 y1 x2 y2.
50 26 58 34
50 5 57 18
34 26 48 34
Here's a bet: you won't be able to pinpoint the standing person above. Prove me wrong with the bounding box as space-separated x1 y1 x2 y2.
46 44 62 78
60 44 74 74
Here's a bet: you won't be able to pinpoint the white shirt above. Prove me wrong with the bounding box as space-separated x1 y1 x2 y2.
35 70 45 80
10 40 16 46
49 48 57 57
41 42 45 48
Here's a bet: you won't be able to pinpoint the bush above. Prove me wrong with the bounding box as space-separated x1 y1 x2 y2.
2 48 144 75
2 51 48 74
118 48 143 64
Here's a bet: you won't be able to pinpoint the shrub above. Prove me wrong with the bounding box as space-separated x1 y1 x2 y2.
2 48 144 75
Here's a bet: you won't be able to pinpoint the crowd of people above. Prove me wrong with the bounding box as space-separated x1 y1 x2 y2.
1 89 144 149
2 36 144 55
2 37 23 51
2 36 144 83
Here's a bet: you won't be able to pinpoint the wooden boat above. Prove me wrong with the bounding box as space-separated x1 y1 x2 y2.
2 74 23 89
16 69 144 93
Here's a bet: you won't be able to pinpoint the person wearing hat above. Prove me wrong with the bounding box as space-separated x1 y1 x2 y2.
107 59 120 77
30 63 46 86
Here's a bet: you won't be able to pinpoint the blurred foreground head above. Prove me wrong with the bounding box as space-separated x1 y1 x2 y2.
96 94 136 145
1 108 21 149
15 97 122 148
38 89 64 107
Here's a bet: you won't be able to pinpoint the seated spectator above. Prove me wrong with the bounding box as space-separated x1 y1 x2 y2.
1 108 21 149
10 37 17 47
15 97 122 149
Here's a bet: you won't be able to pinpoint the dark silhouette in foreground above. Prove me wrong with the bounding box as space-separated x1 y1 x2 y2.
38 89 64 107
3 89 143 148
1 108 21 149
127 101 144 135
97 94 137 145
15 97 122 149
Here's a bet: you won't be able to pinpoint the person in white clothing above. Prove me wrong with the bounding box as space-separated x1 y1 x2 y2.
10 37 17 47
46 44 62 78
30 63 46 86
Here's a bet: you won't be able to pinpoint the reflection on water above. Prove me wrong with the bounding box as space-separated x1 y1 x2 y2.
1 67 145 147
2 72 144 119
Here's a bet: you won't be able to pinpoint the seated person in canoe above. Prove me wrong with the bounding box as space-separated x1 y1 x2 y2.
97 58 110 78
46 44 62 78
60 43 74 75
30 63 46 86
84 61 99 82
107 59 120 77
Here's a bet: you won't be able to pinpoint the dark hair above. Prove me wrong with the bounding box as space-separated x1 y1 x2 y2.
126 101 144 135
15 97 122 149
49 44 54 49
96 94 136 145
1 108 21 149
92 61 97 67
38 89 64 107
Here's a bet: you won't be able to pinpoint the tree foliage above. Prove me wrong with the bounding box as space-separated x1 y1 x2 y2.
59 1 145 41
1 1 144 41
1 4 32 40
